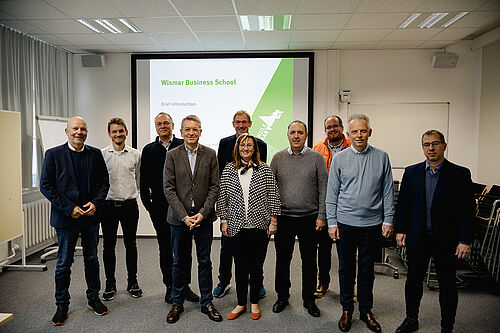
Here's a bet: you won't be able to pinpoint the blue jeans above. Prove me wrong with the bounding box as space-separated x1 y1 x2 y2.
336 222 380 315
170 221 213 307
55 224 100 305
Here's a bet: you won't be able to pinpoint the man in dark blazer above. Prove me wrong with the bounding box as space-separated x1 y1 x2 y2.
40 116 110 326
214 110 267 299
164 115 221 324
140 112 198 304
395 130 475 333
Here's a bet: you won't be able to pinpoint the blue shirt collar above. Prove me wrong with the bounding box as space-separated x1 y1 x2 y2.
425 160 443 174
350 144 370 154
287 146 308 156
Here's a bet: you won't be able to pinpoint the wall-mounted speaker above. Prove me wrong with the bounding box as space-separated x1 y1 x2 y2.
81 55 105 67
432 52 459 68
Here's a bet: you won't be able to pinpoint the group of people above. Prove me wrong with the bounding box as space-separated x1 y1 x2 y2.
40 109 474 333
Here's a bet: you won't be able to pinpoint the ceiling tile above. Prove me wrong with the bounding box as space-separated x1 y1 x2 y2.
373 40 423 49
202 42 245 50
123 44 166 52
384 28 442 40
161 42 205 51
46 0 122 19
184 16 240 31
60 46 92 54
246 41 290 50
294 14 351 30
26 19 94 34
292 29 340 42
445 11 500 28
79 45 127 53
0 10 16 20
0 0 68 19
197 31 242 43
170 0 235 16
234 0 295 15
0 20 47 34
296 0 363 14
149 32 200 43
355 0 425 13
332 41 377 49
107 0 178 17
55 33 112 45
101 33 158 45
337 29 391 41
431 27 477 40
289 41 333 49
32 34 72 45
478 0 500 10
345 13 410 29
244 31 290 42
418 0 490 12
130 17 190 33
417 40 454 48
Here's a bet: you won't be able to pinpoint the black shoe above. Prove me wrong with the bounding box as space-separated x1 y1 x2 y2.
441 329 453 333
102 284 116 301
395 317 419 333
52 304 68 326
167 304 184 324
165 286 173 304
87 298 108 316
272 299 289 313
127 283 143 298
201 303 222 322
184 286 200 302
303 299 320 317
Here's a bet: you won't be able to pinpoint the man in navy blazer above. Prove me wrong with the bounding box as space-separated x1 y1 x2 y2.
395 130 474 333
40 116 110 326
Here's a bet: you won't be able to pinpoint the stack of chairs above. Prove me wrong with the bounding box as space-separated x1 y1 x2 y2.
468 183 488 271
478 185 500 283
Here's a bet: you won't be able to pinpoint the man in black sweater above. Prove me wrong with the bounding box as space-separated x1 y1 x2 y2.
140 112 199 304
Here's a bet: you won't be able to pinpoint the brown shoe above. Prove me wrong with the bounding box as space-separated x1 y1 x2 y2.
201 303 222 322
166 304 184 324
338 310 352 332
314 283 329 298
360 312 382 333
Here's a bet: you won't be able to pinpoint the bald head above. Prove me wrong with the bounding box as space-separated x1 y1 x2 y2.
66 116 88 151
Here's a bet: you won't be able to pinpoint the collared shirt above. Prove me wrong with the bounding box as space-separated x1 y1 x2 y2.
102 145 141 201
67 142 85 152
286 146 308 156
328 138 344 156
424 160 443 232
350 144 370 154
160 137 173 150
185 145 199 175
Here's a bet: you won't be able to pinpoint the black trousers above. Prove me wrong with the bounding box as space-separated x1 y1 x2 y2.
101 200 139 285
217 234 233 286
405 234 458 331
148 207 192 288
274 214 317 302
230 228 269 305
316 227 334 286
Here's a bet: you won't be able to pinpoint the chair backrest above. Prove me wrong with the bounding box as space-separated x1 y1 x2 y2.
477 185 500 219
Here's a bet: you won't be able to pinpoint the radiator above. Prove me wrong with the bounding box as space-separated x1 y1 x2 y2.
23 198 56 254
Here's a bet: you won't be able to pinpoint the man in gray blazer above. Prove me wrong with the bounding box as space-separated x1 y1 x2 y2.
163 115 221 324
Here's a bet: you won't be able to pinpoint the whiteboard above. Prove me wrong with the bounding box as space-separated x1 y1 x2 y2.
37 115 69 152
347 102 449 178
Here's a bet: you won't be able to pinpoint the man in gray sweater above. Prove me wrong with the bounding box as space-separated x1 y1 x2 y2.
326 114 394 333
270 120 328 318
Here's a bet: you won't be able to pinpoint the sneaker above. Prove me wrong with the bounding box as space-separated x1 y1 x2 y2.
259 285 267 299
185 285 200 302
102 284 116 301
213 283 231 298
52 304 68 326
127 283 143 298
87 298 108 316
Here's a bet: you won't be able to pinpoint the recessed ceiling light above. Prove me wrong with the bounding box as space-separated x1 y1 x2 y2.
240 14 293 31
94 19 123 33
399 13 421 28
118 18 141 33
77 19 103 33
441 12 468 28
417 13 448 28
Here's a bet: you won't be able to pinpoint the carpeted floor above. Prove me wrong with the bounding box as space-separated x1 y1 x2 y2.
0 237 499 333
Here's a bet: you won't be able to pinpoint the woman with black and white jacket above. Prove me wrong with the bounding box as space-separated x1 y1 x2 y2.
217 133 281 321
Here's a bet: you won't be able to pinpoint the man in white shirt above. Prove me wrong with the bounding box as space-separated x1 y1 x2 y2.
101 117 142 301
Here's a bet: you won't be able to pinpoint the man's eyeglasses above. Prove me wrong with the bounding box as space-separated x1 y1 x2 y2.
422 141 442 148
326 125 339 130
182 127 201 133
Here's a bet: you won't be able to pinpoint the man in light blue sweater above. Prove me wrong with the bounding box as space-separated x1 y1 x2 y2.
326 114 394 333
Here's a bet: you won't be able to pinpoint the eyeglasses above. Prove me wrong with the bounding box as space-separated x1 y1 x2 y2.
239 144 254 149
422 141 442 148
234 120 249 125
326 125 339 130
182 127 200 133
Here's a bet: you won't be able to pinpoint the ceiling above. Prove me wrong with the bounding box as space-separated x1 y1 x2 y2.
1 0 499 54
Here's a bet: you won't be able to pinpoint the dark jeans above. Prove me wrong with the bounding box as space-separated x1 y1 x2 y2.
405 234 458 331
101 200 139 285
336 222 380 315
55 224 100 305
217 234 233 286
230 228 269 305
149 207 192 288
170 221 213 307
316 227 334 286
274 214 317 302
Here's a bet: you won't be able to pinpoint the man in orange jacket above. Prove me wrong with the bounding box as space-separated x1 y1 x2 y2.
313 115 351 297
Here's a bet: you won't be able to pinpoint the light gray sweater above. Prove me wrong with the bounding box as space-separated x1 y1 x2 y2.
270 147 328 220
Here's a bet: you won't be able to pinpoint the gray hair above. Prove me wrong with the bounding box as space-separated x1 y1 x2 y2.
181 115 201 128
348 114 370 128
154 112 173 123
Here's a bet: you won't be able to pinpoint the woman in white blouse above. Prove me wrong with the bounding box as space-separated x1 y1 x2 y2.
217 133 281 320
